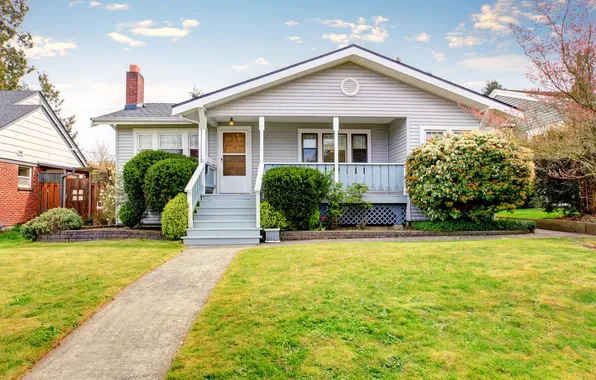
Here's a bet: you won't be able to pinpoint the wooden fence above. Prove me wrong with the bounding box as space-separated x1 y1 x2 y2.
38 174 105 219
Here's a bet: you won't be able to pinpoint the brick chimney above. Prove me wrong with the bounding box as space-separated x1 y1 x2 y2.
125 64 144 110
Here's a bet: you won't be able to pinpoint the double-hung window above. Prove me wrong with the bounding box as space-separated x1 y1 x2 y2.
189 133 200 158
302 133 318 163
425 130 445 142
137 133 154 153
299 129 370 163
158 134 183 154
351 134 368 163
18 166 32 188
322 134 347 163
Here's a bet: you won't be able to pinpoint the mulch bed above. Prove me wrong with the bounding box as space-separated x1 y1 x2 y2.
38 228 164 242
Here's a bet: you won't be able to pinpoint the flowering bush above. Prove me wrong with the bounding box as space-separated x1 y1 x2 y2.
406 132 534 221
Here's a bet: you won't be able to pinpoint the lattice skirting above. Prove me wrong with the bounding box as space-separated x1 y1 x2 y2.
321 204 407 226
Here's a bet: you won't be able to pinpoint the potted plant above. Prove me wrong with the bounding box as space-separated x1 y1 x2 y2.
260 201 289 243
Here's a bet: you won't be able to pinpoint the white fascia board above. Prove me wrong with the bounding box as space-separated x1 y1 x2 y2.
91 118 193 126
172 45 518 116
489 89 538 101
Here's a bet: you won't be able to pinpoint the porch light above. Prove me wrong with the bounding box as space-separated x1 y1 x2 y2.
229 117 235 126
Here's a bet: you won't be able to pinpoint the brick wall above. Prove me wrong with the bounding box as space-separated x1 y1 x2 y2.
0 162 41 227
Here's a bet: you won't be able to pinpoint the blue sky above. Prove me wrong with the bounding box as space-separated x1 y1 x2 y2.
23 0 535 153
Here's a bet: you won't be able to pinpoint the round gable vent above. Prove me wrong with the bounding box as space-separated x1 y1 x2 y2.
340 77 360 96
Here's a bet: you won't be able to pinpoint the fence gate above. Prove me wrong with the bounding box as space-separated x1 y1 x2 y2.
38 173 61 213
65 177 90 218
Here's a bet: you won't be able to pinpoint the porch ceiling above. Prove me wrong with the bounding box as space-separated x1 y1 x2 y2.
208 115 400 124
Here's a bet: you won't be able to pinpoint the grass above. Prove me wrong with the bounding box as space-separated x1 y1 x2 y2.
497 208 566 219
168 239 596 379
0 231 183 379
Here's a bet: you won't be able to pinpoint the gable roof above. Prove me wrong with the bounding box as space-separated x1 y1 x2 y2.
91 103 192 125
0 90 87 167
172 44 518 116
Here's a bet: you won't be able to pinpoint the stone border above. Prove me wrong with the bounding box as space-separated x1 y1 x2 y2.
38 228 164 242
499 217 596 235
280 229 530 241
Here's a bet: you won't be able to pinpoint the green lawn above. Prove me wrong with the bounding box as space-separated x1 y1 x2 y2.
497 208 566 219
0 231 183 379
168 239 596 379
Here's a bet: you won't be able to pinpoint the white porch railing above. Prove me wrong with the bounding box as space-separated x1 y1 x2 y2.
254 162 264 229
185 162 217 228
263 163 405 193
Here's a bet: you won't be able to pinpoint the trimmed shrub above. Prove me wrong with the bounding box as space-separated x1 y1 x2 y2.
119 200 145 228
411 219 536 232
144 158 197 214
263 167 332 230
260 201 291 230
122 150 193 226
161 193 188 240
21 208 83 240
406 132 534 221
535 158 582 214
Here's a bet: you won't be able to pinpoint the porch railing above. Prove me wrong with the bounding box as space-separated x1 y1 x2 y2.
185 162 217 228
263 163 405 193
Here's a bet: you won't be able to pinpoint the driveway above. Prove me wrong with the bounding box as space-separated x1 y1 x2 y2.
25 246 243 380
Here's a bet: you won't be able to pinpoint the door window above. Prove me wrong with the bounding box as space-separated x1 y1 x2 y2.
222 133 246 176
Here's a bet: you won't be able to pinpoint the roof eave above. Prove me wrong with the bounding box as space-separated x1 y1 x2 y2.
91 117 193 126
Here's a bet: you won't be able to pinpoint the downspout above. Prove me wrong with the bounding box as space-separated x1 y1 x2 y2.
60 169 76 207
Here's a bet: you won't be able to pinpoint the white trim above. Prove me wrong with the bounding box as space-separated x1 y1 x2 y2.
297 128 372 163
419 125 477 144
17 165 33 189
173 46 518 116
489 89 538 101
217 126 252 194
92 118 192 126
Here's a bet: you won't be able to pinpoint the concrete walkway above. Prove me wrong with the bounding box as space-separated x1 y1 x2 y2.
25 246 244 380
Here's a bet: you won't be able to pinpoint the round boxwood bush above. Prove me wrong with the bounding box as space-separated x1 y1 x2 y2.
262 166 332 230
121 150 193 226
21 208 83 240
406 132 534 221
143 158 197 214
118 200 145 228
161 193 188 240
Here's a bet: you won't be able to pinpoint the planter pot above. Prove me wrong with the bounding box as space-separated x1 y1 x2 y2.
264 228 281 243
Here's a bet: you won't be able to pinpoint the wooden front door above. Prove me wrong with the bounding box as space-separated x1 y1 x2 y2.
218 127 251 193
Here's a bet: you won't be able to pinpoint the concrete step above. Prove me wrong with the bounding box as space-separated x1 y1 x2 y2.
182 236 260 246
202 194 256 201
196 207 256 216
193 212 256 222
199 200 255 208
185 228 261 238
193 220 256 229
197 204 255 210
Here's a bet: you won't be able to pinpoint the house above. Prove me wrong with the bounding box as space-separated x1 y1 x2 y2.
0 91 87 228
92 45 516 245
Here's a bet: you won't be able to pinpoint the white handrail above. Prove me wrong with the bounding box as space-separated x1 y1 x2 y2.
185 162 205 229
254 162 265 229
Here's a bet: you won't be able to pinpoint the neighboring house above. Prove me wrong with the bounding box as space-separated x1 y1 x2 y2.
0 91 87 228
92 45 516 245
489 89 564 135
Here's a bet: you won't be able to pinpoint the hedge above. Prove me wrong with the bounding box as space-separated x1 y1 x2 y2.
411 219 536 232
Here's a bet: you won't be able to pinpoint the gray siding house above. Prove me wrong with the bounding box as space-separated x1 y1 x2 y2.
92 45 516 245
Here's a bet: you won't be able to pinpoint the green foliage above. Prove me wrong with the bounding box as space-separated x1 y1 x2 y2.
411 219 536 232
38 72 77 139
0 0 33 91
118 200 144 228
534 158 582 214
263 167 332 230
121 150 192 226
326 182 372 230
161 193 188 240
308 209 323 231
406 132 534 222
21 208 82 240
144 158 197 214
260 201 291 230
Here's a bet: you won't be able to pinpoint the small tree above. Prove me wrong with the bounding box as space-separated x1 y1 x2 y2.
406 132 534 221
481 80 504 96
189 86 204 98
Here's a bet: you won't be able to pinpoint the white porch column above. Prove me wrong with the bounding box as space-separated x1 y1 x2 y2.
333 116 339 183
259 116 265 164
198 108 207 163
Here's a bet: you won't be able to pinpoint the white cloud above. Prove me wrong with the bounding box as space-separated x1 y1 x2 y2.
254 58 269 65
431 51 446 62
89 1 128 10
26 36 77 59
68 0 83 6
106 32 146 47
231 65 250 71
316 16 390 45
405 32 430 42
445 32 485 47
285 20 299 27
286 36 303 43
462 54 528 72
129 19 200 41
471 0 519 33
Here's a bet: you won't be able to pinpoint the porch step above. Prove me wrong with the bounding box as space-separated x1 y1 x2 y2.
194 212 256 221
182 236 260 246
193 220 256 229
185 227 260 238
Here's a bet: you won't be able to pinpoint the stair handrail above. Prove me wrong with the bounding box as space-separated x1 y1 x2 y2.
185 162 206 229
254 162 265 229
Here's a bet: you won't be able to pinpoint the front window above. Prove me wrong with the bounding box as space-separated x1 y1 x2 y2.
137 134 153 153
159 134 183 154
425 130 445 142
351 134 368 163
189 133 200 158
322 134 347 163
18 166 32 188
302 133 318 163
